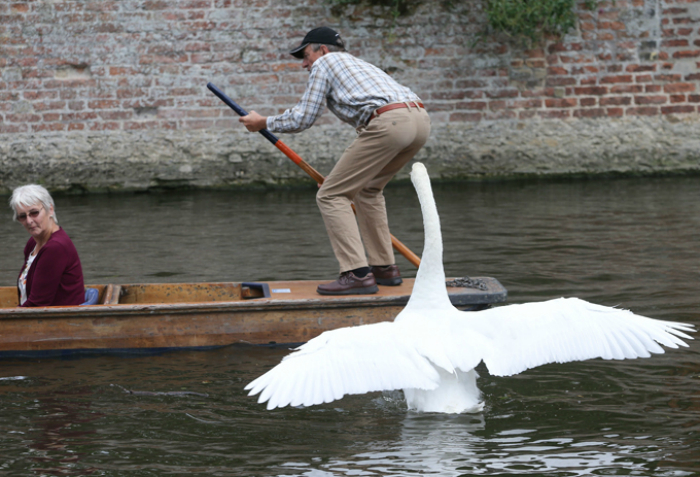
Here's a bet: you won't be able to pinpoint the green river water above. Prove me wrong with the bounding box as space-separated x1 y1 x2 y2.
0 175 698 476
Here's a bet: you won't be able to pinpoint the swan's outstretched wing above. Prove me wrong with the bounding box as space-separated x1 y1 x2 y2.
453 297 694 377
245 321 442 410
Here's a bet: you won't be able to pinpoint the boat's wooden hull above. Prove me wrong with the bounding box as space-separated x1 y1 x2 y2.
0 278 507 357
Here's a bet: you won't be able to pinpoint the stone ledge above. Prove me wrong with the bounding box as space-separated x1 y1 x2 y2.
1 116 699 194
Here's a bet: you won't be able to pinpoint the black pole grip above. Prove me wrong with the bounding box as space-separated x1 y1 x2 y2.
206 82 279 145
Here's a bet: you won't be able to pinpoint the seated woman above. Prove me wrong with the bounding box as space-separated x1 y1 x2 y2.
10 184 85 307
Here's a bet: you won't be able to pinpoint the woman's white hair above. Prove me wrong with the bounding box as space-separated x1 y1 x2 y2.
9 184 58 224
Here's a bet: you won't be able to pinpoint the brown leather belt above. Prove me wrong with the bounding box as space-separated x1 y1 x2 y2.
368 101 425 123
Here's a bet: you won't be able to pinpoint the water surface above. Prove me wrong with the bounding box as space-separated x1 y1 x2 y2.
0 176 698 476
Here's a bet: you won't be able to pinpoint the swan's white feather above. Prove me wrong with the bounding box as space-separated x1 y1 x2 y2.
245 162 695 412
246 321 444 410
446 297 693 377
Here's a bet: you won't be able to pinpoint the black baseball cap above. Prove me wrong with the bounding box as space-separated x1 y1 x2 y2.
290 27 344 59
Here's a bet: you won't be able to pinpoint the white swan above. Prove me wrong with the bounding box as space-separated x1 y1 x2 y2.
245 163 695 413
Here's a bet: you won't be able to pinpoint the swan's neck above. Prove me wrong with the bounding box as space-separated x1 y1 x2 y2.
407 166 451 309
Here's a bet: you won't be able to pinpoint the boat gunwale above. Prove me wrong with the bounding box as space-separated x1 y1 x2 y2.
0 296 416 319
0 277 507 319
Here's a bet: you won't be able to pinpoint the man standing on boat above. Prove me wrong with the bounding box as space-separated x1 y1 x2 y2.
239 27 431 295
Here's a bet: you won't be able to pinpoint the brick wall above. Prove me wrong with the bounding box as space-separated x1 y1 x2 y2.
1 0 699 191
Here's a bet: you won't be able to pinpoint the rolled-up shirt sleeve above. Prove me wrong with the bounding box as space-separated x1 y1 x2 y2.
266 65 331 133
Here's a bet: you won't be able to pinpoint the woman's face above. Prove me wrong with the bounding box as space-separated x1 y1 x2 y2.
15 203 54 239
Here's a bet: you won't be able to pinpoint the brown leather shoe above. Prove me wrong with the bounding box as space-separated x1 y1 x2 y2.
317 272 379 295
370 265 403 286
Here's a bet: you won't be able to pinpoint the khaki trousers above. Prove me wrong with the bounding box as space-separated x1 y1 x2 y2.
317 105 431 272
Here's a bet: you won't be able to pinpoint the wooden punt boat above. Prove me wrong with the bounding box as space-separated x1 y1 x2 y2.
0 277 507 358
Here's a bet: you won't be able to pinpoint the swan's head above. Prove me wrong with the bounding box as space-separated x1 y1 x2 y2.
411 162 427 177
410 162 431 197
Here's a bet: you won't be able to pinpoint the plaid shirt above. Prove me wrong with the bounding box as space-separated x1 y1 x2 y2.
267 53 421 132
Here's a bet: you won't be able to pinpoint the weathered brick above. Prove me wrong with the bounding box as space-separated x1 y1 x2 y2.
560 54 595 64
431 91 468 100
547 66 569 75
488 100 507 110
6 113 41 122
545 98 577 108
600 96 632 106
11 3 30 13
672 17 696 25
68 100 85 110
518 110 538 119
626 64 657 73
538 109 571 119
143 0 169 10
509 99 542 109
99 111 134 120
599 21 626 30
89 122 121 131
662 39 688 47
673 50 700 58
33 101 67 111
422 102 454 112
449 112 482 122
601 75 634 84
62 112 98 121
23 91 59 100
486 89 519 99
88 99 120 109
611 84 644 93
626 106 659 115
181 0 211 9
574 108 606 118
67 123 85 131
571 65 599 74
42 113 61 122
661 104 696 114
574 86 608 95
455 101 487 110
109 66 141 76
483 110 517 120
654 74 683 82
663 8 687 15
664 82 696 93
634 95 668 104
455 79 488 89
525 59 546 68
670 94 687 103
186 109 220 118
0 122 29 133
546 77 577 87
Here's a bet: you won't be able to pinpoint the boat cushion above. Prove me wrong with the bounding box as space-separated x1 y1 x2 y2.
81 288 100 306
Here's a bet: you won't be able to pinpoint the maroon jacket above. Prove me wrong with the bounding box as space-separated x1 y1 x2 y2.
18 228 85 307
